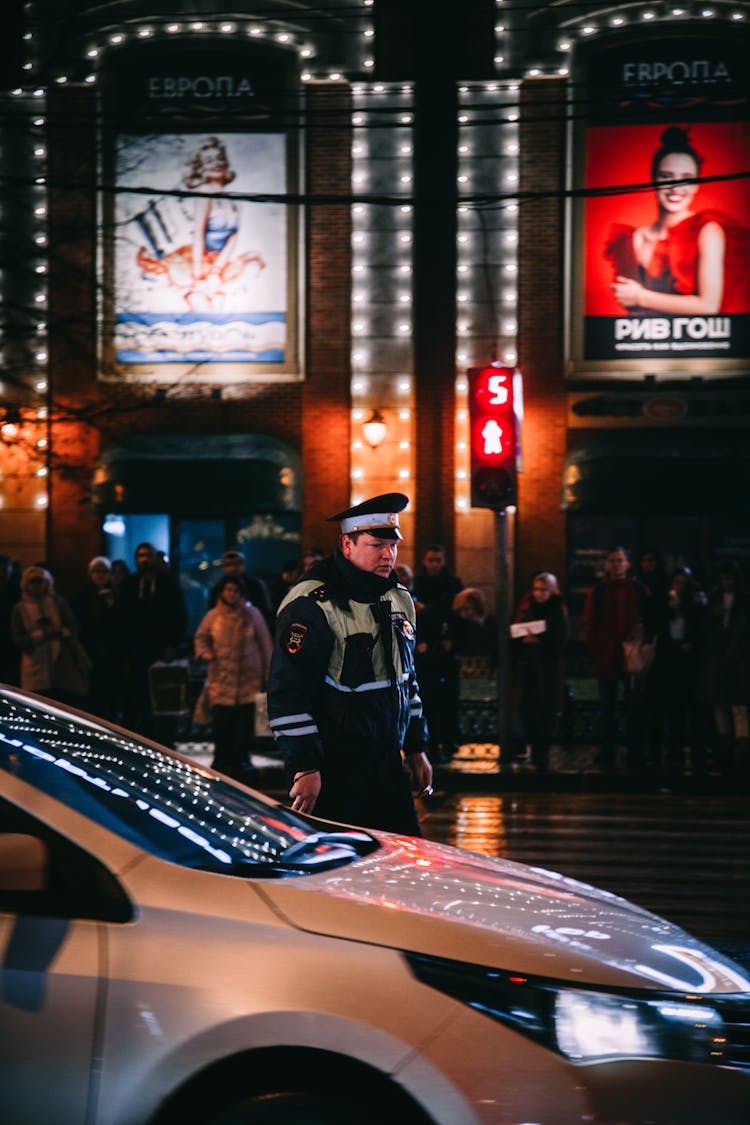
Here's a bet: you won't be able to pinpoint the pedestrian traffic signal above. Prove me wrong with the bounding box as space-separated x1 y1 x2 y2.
468 364 519 509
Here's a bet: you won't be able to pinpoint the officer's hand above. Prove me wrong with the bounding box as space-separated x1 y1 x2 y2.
407 751 433 798
290 770 321 815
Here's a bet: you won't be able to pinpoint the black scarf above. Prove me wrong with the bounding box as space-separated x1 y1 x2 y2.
305 552 397 610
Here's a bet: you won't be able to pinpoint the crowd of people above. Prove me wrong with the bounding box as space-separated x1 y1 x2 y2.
2 536 748 786
581 548 750 779
0 544 274 781
395 544 497 765
405 541 750 782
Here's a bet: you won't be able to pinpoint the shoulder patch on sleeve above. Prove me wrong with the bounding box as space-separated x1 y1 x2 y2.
390 609 415 640
285 622 309 654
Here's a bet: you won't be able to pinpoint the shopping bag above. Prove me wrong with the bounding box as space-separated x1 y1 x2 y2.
148 659 190 716
622 635 656 678
53 636 92 698
192 683 211 727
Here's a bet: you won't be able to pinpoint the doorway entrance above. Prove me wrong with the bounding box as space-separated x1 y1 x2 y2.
94 433 302 636
102 511 301 636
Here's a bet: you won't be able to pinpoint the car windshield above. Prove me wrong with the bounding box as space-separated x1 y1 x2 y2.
0 690 373 875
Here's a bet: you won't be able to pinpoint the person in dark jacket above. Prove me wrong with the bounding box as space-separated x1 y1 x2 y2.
0 554 21 686
413 543 463 616
267 493 432 836
412 544 463 765
451 587 497 671
117 542 187 739
511 572 569 773
698 559 750 776
636 549 670 636
648 566 707 777
72 556 121 722
268 557 302 614
636 548 671 765
413 598 461 766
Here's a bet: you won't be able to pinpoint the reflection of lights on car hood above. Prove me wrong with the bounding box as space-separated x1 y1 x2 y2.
635 942 750 994
261 835 750 995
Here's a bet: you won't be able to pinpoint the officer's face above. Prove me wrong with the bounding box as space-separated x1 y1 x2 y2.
342 533 398 577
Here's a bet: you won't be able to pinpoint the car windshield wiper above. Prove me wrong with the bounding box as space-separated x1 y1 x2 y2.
196 831 378 878
277 830 377 870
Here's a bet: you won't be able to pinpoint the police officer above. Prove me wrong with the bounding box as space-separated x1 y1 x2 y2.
267 493 433 836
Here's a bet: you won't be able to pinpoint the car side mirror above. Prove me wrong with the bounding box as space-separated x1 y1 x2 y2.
0 833 47 892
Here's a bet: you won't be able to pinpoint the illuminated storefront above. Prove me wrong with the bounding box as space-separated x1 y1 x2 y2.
1 1 749 628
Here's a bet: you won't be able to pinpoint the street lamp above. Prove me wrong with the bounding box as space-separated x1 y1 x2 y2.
1 406 21 441
362 408 387 449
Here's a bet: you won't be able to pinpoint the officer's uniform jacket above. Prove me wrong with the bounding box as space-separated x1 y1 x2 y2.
267 555 429 778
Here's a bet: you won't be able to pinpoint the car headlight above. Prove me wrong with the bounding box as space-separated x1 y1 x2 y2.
405 952 729 1065
554 991 723 1062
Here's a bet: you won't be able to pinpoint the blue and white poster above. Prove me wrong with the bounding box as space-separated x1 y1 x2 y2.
114 132 287 365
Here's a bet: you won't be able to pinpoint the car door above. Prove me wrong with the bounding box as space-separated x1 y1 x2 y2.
0 798 130 1125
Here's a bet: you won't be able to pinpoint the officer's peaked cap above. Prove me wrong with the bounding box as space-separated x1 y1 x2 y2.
327 492 408 540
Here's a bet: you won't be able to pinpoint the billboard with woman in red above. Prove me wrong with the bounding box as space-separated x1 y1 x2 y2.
573 34 750 371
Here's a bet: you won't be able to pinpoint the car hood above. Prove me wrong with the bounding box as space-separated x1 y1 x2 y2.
259 833 750 994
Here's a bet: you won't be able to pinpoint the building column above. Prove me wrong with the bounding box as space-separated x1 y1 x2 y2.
412 71 458 560
517 78 568 589
303 84 353 551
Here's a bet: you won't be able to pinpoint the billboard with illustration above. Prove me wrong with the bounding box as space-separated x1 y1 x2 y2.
570 34 750 375
114 132 287 365
101 44 298 381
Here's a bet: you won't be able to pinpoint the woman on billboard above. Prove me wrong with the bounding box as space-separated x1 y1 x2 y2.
605 126 750 316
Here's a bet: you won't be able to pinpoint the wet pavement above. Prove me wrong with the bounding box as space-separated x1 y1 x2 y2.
415 787 750 973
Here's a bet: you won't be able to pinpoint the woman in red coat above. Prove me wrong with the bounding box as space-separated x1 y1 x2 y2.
605 126 750 317
582 548 650 772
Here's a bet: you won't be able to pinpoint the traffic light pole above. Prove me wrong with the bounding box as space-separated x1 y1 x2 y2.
495 507 511 766
467 363 521 764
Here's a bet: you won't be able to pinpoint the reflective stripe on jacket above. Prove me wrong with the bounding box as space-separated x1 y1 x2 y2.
268 578 428 777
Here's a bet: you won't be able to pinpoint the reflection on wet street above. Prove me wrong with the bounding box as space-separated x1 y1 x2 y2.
417 789 750 964
197 734 750 969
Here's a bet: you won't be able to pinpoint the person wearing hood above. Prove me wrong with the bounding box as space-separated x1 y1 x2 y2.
11 565 84 702
194 575 273 780
267 493 432 836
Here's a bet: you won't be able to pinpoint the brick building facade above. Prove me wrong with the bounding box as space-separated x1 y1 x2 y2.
2 1 749 633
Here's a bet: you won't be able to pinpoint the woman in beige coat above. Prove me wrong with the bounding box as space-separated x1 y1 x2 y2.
194 575 273 779
11 565 84 702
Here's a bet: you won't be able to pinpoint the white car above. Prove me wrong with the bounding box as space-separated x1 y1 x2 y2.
1 685 749 1125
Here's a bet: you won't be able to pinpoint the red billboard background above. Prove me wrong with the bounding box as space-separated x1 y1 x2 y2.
584 120 750 317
